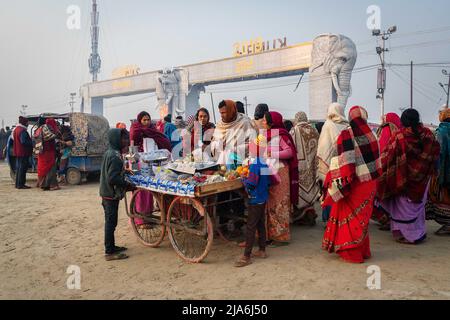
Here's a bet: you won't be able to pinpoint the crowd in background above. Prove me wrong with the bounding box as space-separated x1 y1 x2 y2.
3 101 450 264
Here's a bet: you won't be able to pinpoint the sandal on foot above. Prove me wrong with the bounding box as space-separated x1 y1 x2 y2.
234 256 252 268
105 253 129 261
252 251 268 259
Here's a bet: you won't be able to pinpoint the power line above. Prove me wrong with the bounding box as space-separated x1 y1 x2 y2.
390 66 443 96
105 94 156 109
359 38 450 55
206 64 380 94
389 66 440 105
355 25 450 48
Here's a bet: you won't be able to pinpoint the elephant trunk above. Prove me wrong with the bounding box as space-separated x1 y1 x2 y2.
336 70 353 108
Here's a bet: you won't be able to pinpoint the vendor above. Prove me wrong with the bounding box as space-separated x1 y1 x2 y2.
130 111 172 229
130 111 172 152
210 100 256 164
190 108 215 152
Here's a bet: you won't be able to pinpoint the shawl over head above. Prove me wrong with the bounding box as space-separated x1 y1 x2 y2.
130 112 172 152
291 113 320 208
324 106 381 203
317 103 349 181
219 100 238 124
377 112 402 153
267 111 299 206
378 124 441 202
440 108 450 123
294 111 308 125
211 112 256 165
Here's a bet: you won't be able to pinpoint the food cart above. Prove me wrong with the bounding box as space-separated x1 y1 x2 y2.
124 155 248 263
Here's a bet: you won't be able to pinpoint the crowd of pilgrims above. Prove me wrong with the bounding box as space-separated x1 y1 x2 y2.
5 100 450 264
118 100 450 264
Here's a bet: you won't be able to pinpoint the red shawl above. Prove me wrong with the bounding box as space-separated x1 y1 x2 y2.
36 118 59 178
267 111 299 206
324 106 381 203
378 125 440 202
377 113 402 153
130 121 172 152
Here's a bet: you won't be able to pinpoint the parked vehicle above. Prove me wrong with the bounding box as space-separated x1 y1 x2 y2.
7 112 110 185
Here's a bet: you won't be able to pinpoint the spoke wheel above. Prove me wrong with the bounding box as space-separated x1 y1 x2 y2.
167 197 213 263
130 190 167 248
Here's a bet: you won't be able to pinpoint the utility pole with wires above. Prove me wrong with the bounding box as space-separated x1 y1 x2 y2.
243 96 251 116
372 26 397 120
439 69 450 108
69 92 77 113
410 61 414 109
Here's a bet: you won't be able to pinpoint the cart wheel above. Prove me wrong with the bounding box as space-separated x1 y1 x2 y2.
167 197 213 263
66 168 82 185
129 191 166 248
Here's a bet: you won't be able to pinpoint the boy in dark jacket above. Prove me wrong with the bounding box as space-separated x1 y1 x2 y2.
100 128 136 261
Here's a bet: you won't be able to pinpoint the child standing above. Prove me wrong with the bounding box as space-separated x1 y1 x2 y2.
235 139 271 267
100 128 136 261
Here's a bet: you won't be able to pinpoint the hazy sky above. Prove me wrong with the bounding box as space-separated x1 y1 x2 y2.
1 0 450 127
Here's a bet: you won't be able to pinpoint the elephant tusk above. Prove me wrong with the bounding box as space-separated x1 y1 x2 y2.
331 73 343 96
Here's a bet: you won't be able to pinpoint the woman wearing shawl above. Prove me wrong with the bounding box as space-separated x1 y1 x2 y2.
190 108 215 151
317 103 349 222
372 113 403 229
263 111 299 246
378 109 440 244
322 106 381 263
35 118 61 191
426 108 450 235
290 112 320 225
377 113 403 153
130 111 171 228
130 111 172 152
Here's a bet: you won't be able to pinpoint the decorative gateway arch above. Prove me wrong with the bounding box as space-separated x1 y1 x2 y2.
80 34 358 121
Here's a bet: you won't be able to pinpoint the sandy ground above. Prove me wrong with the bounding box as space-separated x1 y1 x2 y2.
0 162 449 300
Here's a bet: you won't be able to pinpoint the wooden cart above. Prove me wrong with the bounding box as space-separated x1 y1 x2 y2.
124 179 246 263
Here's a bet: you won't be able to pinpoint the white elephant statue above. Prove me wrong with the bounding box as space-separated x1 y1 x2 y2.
156 68 188 119
309 34 357 119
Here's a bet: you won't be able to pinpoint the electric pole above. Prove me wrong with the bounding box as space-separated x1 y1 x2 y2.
243 96 251 115
89 0 101 82
69 92 77 113
372 26 397 120
410 61 413 109
440 69 450 108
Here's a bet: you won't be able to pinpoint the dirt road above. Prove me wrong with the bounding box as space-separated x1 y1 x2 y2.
0 162 449 300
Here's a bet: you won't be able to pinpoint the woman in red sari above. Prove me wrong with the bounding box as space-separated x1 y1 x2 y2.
322 106 381 263
263 111 299 246
36 118 61 191
373 112 403 229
